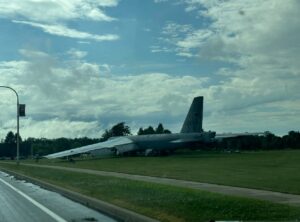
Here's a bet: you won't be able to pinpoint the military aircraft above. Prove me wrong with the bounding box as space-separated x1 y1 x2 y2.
45 96 261 159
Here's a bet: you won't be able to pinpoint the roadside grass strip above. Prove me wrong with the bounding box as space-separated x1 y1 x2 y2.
1 163 300 222
33 150 300 195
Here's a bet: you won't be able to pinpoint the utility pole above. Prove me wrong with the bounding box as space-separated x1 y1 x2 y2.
0 86 25 165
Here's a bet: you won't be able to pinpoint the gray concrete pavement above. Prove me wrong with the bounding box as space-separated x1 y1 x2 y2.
0 171 117 222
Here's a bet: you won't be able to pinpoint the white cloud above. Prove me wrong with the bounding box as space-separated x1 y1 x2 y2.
1 0 119 42
176 29 213 49
162 22 193 36
154 0 169 3
0 49 209 139
77 41 90 44
20 118 102 139
153 22 196 56
150 45 172 53
176 52 194 58
196 0 300 133
158 0 300 62
19 49 49 58
67 48 88 59
154 22 214 57
0 0 118 22
13 20 119 42
99 64 112 75
0 117 102 139
1 46 299 138
1 0 299 138
177 0 300 62
152 0 300 134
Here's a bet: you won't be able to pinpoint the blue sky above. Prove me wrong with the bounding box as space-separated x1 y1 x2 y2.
0 0 299 139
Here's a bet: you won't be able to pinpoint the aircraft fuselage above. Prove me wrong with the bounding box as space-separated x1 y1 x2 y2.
114 131 216 155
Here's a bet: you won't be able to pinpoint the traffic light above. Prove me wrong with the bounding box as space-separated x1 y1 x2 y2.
19 104 26 117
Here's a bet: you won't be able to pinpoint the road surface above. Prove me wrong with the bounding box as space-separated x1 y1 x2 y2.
0 171 117 222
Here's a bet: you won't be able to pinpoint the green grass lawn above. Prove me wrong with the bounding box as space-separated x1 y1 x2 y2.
29 149 300 195
1 163 300 222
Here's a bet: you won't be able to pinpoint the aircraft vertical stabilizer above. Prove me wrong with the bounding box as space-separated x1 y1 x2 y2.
180 96 203 133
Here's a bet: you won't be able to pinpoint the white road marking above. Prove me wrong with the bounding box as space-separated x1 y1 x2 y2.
0 178 67 222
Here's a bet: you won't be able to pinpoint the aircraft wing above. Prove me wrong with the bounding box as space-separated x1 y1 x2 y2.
44 137 133 159
215 132 264 140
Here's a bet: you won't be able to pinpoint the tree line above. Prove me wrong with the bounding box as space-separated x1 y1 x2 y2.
215 131 300 151
0 122 171 158
137 123 171 135
0 132 100 159
0 122 299 159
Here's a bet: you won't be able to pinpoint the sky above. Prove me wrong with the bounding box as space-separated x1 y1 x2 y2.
0 0 299 139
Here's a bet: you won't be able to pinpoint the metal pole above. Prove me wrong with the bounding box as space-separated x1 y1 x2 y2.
0 86 20 165
17 97 20 165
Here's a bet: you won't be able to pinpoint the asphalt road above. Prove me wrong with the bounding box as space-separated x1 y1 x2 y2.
0 171 117 222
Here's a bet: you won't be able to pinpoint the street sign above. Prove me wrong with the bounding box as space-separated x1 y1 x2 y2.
19 104 26 117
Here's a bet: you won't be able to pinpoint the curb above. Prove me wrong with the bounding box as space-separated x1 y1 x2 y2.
1 168 159 222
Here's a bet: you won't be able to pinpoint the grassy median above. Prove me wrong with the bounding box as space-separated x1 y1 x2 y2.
27 149 300 194
1 163 300 222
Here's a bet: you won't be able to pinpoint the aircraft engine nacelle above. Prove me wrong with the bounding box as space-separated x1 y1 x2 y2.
115 143 138 155
145 149 153 156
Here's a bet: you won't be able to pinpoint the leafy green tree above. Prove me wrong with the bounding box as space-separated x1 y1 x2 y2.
138 123 172 135
143 126 155 134
155 123 164 134
55 138 71 152
262 132 282 150
137 127 144 135
101 122 131 141
101 129 113 141
282 131 300 149
163 129 171 134
4 131 17 158
5 131 15 144
111 122 131 136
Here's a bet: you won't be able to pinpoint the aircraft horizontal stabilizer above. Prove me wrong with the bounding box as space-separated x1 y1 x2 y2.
44 137 133 159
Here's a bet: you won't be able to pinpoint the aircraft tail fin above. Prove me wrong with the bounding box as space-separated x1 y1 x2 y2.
180 96 203 133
